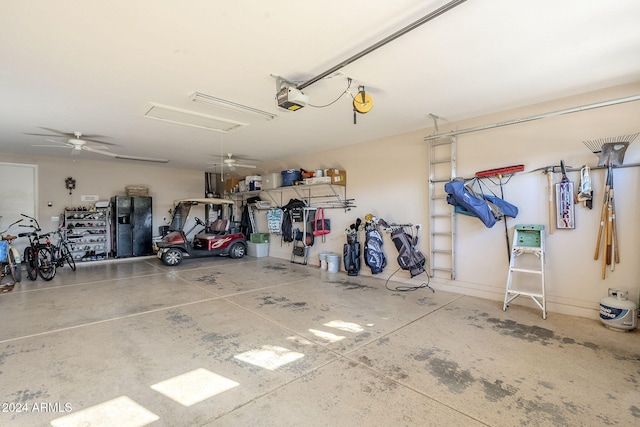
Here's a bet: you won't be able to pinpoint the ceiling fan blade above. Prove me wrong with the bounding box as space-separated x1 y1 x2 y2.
31 144 69 148
39 127 108 139
114 154 169 163
79 138 117 146
209 154 260 162
233 163 257 169
83 146 117 157
83 146 168 163
25 132 67 138
44 138 72 146
85 144 110 151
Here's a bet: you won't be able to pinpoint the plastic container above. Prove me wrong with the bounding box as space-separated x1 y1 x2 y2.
319 252 329 270
250 233 270 243
247 242 269 257
0 241 7 261
281 170 302 187
247 175 262 191
262 173 283 189
327 253 340 273
600 288 637 331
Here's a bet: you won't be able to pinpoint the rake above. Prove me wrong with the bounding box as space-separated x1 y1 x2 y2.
583 133 638 279
582 133 639 166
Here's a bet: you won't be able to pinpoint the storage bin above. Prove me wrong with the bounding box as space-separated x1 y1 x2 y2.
262 173 283 189
250 233 270 243
247 242 269 257
281 170 302 186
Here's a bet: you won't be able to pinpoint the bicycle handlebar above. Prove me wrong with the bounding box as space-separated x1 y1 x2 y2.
19 224 42 232
21 213 41 230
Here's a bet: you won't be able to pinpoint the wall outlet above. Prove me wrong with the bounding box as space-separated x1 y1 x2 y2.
415 224 422 230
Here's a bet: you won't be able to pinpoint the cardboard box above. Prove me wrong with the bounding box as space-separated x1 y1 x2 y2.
326 169 347 186
225 178 240 193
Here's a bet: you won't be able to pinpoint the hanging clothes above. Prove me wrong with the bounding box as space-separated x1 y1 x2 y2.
266 208 284 235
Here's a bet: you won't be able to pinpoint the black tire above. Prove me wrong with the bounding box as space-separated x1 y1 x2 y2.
162 248 183 266
8 249 21 283
24 247 38 281
61 243 76 271
229 242 246 259
37 247 56 281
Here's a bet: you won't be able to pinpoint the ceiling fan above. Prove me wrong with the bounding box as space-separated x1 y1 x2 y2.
27 128 169 163
208 153 257 171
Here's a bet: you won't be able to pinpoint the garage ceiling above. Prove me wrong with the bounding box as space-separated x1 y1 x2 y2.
1 0 639 170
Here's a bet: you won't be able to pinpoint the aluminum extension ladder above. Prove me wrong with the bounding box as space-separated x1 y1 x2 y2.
428 136 457 279
503 224 547 319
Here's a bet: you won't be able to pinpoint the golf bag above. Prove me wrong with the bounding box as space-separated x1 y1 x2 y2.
343 218 362 276
363 216 386 274
380 219 426 278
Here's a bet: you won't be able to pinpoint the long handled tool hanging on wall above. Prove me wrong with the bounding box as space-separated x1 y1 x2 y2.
584 133 638 279
475 165 524 260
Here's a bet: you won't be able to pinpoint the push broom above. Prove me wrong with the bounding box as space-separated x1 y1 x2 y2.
475 164 524 260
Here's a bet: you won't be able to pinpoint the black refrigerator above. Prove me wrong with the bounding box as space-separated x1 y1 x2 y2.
111 196 153 257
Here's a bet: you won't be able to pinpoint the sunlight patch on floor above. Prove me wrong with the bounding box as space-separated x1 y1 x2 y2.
151 368 239 407
50 396 159 427
323 320 364 333
309 328 346 342
234 345 304 370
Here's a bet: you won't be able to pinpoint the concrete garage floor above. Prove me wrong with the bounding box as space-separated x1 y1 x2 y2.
0 256 638 426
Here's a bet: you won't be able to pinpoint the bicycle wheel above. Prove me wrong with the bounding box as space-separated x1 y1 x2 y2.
8 249 22 283
24 247 38 281
61 243 76 271
37 247 56 281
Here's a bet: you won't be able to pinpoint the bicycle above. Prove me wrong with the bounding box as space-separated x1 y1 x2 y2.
38 228 76 281
35 231 57 281
0 218 24 286
18 214 47 281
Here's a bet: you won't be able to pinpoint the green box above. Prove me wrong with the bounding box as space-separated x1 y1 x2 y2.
250 233 270 243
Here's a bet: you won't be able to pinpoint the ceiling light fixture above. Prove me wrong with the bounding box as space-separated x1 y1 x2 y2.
142 102 246 133
191 92 277 121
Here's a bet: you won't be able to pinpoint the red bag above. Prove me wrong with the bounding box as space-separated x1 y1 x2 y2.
313 208 331 236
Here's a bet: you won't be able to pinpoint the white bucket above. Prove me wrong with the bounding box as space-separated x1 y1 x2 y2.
319 252 329 270
327 253 340 273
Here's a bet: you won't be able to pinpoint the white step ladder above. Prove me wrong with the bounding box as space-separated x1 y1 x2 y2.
503 224 547 319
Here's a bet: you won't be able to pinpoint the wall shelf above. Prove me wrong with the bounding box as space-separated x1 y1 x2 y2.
227 183 354 210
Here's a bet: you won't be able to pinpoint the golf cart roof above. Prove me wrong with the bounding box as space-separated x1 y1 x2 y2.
173 198 234 205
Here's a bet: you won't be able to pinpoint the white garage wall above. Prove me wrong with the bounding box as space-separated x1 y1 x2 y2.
259 81 640 319
0 152 204 239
